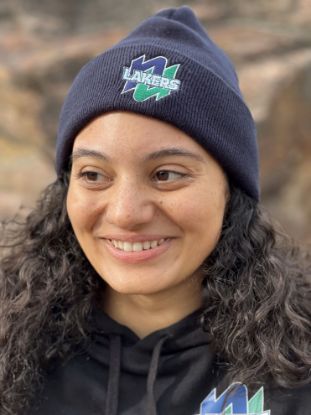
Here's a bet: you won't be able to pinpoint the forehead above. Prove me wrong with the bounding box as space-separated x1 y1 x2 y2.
72 111 208 157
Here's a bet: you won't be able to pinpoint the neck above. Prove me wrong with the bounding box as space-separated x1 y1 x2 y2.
102 274 203 338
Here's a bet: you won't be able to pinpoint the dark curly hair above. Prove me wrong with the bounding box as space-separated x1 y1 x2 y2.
0 175 310 414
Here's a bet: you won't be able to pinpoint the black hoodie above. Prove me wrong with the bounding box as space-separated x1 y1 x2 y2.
29 307 311 415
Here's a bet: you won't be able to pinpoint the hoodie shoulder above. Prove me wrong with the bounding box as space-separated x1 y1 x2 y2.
267 382 311 415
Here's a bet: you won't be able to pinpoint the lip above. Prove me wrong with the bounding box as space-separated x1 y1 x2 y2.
102 237 172 264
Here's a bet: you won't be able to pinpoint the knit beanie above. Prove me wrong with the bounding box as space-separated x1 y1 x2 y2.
56 6 259 200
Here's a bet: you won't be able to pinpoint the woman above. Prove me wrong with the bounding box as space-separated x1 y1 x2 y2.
0 6 310 415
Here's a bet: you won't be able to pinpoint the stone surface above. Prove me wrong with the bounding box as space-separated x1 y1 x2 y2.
259 63 311 243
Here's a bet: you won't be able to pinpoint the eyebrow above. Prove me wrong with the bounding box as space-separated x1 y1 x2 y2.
144 148 205 163
71 147 205 163
71 148 111 162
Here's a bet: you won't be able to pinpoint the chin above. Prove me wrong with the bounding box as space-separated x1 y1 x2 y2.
106 283 165 296
98 273 175 296
94 264 173 293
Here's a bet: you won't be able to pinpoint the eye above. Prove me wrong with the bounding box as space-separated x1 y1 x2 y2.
76 170 112 188
81 171 102 182
153 170 186 182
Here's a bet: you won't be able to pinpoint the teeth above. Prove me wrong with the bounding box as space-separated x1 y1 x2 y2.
110 239 166 252
133 242 143 252
123 242 132 252
143 241 151 250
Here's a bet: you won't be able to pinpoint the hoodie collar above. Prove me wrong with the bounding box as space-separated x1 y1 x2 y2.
87 306 213 415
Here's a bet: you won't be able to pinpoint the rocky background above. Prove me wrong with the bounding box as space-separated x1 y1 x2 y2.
1 0 310 243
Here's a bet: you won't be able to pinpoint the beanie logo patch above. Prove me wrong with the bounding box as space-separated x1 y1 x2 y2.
122 55 181 102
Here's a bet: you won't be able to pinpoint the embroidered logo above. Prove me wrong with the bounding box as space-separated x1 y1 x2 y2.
198 383 271 415
121 54 181 102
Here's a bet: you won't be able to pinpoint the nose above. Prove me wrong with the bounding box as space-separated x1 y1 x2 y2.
104 178 156 230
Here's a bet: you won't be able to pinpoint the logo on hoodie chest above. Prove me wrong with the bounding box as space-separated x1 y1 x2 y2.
121 54 181 102
196 383 271 415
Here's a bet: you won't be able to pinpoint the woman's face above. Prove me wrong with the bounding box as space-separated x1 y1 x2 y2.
67 111 228 295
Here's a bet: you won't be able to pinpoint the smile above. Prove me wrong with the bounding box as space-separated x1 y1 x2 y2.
103 237 172 264
109 239 166 252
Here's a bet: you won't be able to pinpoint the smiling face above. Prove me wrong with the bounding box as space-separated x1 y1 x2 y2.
67 111 228 297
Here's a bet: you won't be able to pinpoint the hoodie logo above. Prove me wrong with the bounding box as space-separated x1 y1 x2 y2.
197 383 270 415
121 54 181 102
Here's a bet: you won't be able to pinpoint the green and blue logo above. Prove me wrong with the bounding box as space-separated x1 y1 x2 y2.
198 383 271 415
121 54 181 102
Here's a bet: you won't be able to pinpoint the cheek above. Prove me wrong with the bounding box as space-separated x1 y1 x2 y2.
189 196 226 253
179 194 226 262
169 189 226 231
66 185 98 233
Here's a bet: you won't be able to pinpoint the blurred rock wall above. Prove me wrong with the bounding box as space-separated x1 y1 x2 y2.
1 0 310 243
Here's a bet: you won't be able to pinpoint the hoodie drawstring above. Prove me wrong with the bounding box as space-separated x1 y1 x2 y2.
105 335 121 415
146 336 167 415
105 334 167 415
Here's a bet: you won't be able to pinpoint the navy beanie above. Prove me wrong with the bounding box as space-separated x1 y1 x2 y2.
56 6 259 200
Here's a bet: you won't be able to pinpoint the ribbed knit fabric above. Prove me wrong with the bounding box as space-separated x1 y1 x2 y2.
56 6 259 200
